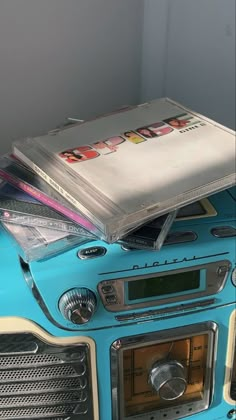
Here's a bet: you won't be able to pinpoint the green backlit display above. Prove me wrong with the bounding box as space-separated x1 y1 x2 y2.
128 270 200 301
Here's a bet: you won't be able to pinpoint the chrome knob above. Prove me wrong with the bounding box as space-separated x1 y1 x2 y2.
59 288 97 324
149 360 187 401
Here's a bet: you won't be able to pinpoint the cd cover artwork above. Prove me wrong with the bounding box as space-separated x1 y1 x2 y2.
13 98 236 241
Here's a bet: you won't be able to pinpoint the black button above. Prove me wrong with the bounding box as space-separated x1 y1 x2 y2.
77 246 107 259
217 265 229 276
121 245 141 251
164 231 197 245
227 409 236 419
101 285 114 294
211 226 236 238
105 295 117 304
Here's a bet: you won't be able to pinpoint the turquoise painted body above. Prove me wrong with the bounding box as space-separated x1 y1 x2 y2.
0 188 235 420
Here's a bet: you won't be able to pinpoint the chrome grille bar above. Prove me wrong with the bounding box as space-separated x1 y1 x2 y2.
0 332 94 420
0 377 87 395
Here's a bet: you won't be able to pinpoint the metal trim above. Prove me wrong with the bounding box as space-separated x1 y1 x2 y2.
98 260 230 312
111 322 217 420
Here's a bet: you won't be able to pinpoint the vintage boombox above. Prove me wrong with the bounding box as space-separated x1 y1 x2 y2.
0 188 235 420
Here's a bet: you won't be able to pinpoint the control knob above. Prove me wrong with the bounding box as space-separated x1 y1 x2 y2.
59 288 97 324
149 360 187 400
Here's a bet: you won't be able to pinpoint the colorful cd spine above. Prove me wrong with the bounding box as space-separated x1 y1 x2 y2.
0 209 94 236
0 156 176 249
0 179 95 237
2 222 92 262
0 160 100 237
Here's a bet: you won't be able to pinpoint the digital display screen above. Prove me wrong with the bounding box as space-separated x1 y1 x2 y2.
128 270 200 301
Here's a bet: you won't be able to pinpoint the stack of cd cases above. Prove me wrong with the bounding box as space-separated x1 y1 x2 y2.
0 179 97 237
0 155 177 261
0 97 235 261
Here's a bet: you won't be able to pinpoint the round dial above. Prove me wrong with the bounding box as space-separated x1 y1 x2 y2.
59 288 97 324
149 360 187 400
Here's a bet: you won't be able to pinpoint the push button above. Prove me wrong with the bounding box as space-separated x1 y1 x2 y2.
217 265 229 276
211 226 236 238
227 409 236 419
121 245 141 252
101 285 114 294
77 246 107 259
164 231 197 245
105 295 117 304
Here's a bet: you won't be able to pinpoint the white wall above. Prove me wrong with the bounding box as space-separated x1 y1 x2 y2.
0 0 143 155
140 0 169 100
141 0 236 130
0 0 235 156
165 0 235 129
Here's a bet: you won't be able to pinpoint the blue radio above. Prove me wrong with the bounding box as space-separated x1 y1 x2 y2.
0 188 235 420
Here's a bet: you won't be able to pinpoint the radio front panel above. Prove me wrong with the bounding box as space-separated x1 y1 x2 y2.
5 186 232 332
0 187 235 420
1 307 235 420
0 299 235 419
16 218 234 331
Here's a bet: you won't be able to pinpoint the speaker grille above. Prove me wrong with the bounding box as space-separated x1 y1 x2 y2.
0 333 94 419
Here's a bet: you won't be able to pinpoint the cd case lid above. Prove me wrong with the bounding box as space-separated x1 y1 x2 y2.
0 155 99 237
0 156 176 248
0 179 96 237
13 98 236 241
2 222 92 262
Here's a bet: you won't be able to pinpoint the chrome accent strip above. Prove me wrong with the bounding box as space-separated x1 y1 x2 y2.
19 257 66 330
115 298 216 322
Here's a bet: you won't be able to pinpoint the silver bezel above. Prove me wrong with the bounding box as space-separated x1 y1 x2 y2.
98 260 230 312
111 322 217 420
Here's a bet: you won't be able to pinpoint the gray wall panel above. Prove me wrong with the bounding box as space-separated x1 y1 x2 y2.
165 0 235 129
0 0 143 154
141 0 235 129
140 0 169 100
